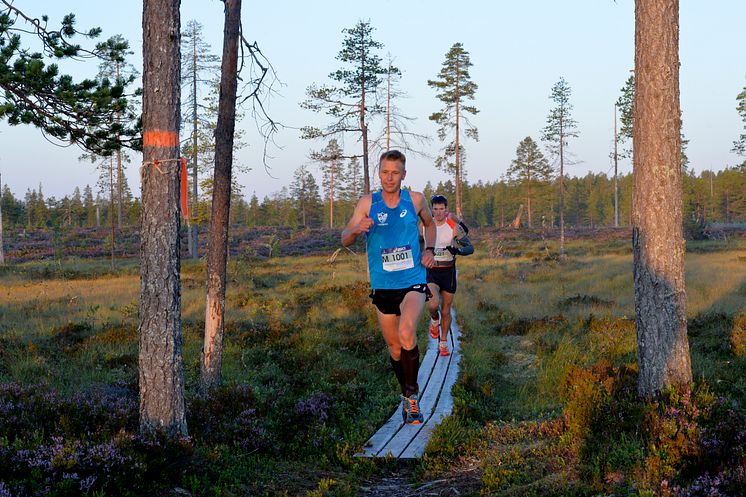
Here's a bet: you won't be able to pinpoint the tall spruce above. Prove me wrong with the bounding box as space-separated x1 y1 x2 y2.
201 0 240 393
181 20 220 259
97 35 139 230
290 164 321 227
428 42 479 217
542 77 578 260
139 0 187 436
633 0 692 397
734 79 746 158
301 20 390 194
507 137 552 228
313 139 344 228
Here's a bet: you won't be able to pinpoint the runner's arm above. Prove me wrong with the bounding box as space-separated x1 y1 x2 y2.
413 192 436 268
341 195 373 247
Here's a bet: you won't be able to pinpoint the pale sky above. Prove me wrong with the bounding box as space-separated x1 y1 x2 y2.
1 0 744 201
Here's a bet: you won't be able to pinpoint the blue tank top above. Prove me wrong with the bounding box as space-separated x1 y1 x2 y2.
367 189 426 289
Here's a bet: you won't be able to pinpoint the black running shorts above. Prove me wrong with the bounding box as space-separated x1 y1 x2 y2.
369 284 432 316
426 266 457 294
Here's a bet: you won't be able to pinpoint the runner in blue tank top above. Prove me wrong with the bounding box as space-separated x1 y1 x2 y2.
342 150 436 425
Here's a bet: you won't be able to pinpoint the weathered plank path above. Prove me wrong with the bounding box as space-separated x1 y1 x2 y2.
356 309 462 459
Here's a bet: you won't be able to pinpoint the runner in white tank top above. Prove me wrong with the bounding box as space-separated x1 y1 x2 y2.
424 195 474 356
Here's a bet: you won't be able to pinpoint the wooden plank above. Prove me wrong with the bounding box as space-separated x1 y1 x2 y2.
356 331 440 457
381 320 458 458
356 309 463 459
399 326 462 458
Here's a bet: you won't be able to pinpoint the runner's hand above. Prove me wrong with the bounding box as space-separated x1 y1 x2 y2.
357 215 374 234
422 249 435 268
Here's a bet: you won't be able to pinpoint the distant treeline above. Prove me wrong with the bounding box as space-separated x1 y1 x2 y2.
2 164 745 231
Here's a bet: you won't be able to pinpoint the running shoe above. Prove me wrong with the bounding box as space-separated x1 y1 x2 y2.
429 321 440 339
439 341 450 356
402 393 424 424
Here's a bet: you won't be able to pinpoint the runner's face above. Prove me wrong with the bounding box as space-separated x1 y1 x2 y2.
379 159 405 193
431 203 447 222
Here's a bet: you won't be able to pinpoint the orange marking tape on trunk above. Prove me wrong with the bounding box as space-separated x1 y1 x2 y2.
143 130 179 148
180 157 190 220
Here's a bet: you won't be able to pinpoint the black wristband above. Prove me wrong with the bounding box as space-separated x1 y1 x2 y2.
425 246 435 253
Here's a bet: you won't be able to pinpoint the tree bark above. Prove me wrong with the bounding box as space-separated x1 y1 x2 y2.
110 156 116 271
633 0 692 397
201 0 240 392
189 29 199 260
0 171 5 265
455 62 462 218
139 0 187 436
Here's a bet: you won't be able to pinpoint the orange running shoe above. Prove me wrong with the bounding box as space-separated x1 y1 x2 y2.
429 321 440 339
439 341 450 356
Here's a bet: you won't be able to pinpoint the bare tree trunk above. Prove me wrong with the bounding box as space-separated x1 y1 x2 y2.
527 155 533 228
361 104 370 194
110 156 115 271
0 171 4 265
559 117 565 261
330 158 334 228
633 0 692 398
116 62 123 230
455 63 462 218
189 30 199 260
614 104 620 228
201 0 240 392
139 0 187 436
386 67 391 150
510 204 524 229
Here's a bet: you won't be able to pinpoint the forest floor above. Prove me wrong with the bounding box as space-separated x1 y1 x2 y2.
0 234 745 495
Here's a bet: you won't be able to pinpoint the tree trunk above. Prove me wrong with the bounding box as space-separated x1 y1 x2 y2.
110 156 116 271
455 62 462 218
330 158 334 228
633 0 692 398
361 104 370 194
116 62 123 230
0 171 5 265
559 119 565 261
190 30 199 260
201 0 240 393
139 0 187 436
614 104 620 228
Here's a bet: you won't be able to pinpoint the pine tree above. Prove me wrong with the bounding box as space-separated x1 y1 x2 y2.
181 19 220 259
0 171 4 264
633 0 692 397
139 0 187 436
313 139 343 227
290 165 322 227
733 79 746 158
428 42 479 217
506 137 552 228
301 20 391 194
542 77 578 260
83 185 96 227
201 0 241 393
0 4 139 154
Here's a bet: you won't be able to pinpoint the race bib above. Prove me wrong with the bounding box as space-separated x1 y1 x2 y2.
381 245 415 272
434 247 452 262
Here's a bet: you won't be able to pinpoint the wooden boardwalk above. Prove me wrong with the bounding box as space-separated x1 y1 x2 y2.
356 309 462 459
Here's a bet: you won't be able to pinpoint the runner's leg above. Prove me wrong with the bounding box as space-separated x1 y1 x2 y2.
399 290 426 396
440 290 455 341
427 282 440 321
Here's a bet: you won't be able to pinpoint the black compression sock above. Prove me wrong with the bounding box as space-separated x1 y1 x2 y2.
389 355 405 395
400 345 420 397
